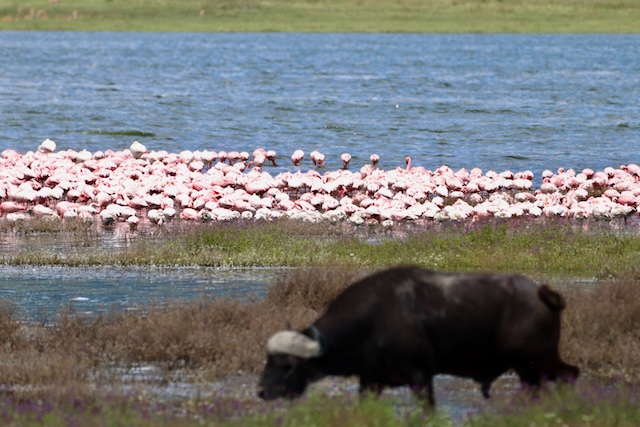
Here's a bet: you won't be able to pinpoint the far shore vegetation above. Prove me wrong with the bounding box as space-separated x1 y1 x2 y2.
1 0 640 33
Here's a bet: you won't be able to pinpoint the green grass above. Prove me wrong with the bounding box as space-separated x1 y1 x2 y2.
3 217 640 278
239 386 640 427
2 385 640 426
1 0 639 32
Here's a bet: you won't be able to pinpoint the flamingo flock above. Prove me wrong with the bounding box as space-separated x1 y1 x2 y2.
1 139 640 228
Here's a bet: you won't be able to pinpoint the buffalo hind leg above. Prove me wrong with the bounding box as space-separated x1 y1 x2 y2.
480 380 491 399
515 366 543 399
411 376 436 411
517 358 580 392
546 360 580 384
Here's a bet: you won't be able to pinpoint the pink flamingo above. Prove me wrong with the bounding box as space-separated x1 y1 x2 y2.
253 148 267 159
291 150 304 166
130 141 147 159
201 150 217 168
341 153 351 169
179 150 194 163
0 201 26 215
227 151 241 165
217 151 228 164
370 154 380 167
310 150 325 167
249 154 266 169
180 208 200 221
38 138 57 153
266 150 277 167
250 148 267 168
404 156 412 171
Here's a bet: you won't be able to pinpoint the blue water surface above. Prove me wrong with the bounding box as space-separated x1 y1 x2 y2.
1 32 639 176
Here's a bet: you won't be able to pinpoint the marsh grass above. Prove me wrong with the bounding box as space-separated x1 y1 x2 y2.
1 0 639 32
3 217 640 277
0 269 638 385
0 269 640 424
563 279 640 383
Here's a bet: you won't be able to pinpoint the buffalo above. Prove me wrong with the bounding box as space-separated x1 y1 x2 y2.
257 266 579 407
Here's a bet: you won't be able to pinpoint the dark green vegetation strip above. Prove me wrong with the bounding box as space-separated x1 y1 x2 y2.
2 217 640 278
1 0 639 32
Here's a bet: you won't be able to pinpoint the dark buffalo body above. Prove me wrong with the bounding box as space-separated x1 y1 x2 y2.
258 266 579 406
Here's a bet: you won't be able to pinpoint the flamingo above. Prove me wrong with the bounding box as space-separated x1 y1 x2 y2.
370 153 380 167
127 215 139 230
75 149 92 163
253 148 267 159
180 150 194 163
291 150 304 166
217 151 228 164
266 150 277 167
341 153 351 169
249 154 266 169
404 156 412 171
201 150 217 168
130 141 147 159
250 148 267 168
310 150 325 167
227 151 241 165
180 208 200 221
0 201 26 215
99 209 117 225
38 138 57 153
147 209 164 224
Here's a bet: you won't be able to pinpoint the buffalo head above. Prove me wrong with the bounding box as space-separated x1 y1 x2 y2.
257 330 324 400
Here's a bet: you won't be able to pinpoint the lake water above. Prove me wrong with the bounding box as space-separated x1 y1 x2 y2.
0 32 635 315
1 32 639 177
0 263 284 321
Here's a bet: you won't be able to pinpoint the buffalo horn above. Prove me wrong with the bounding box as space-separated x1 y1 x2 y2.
267 331 322 358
